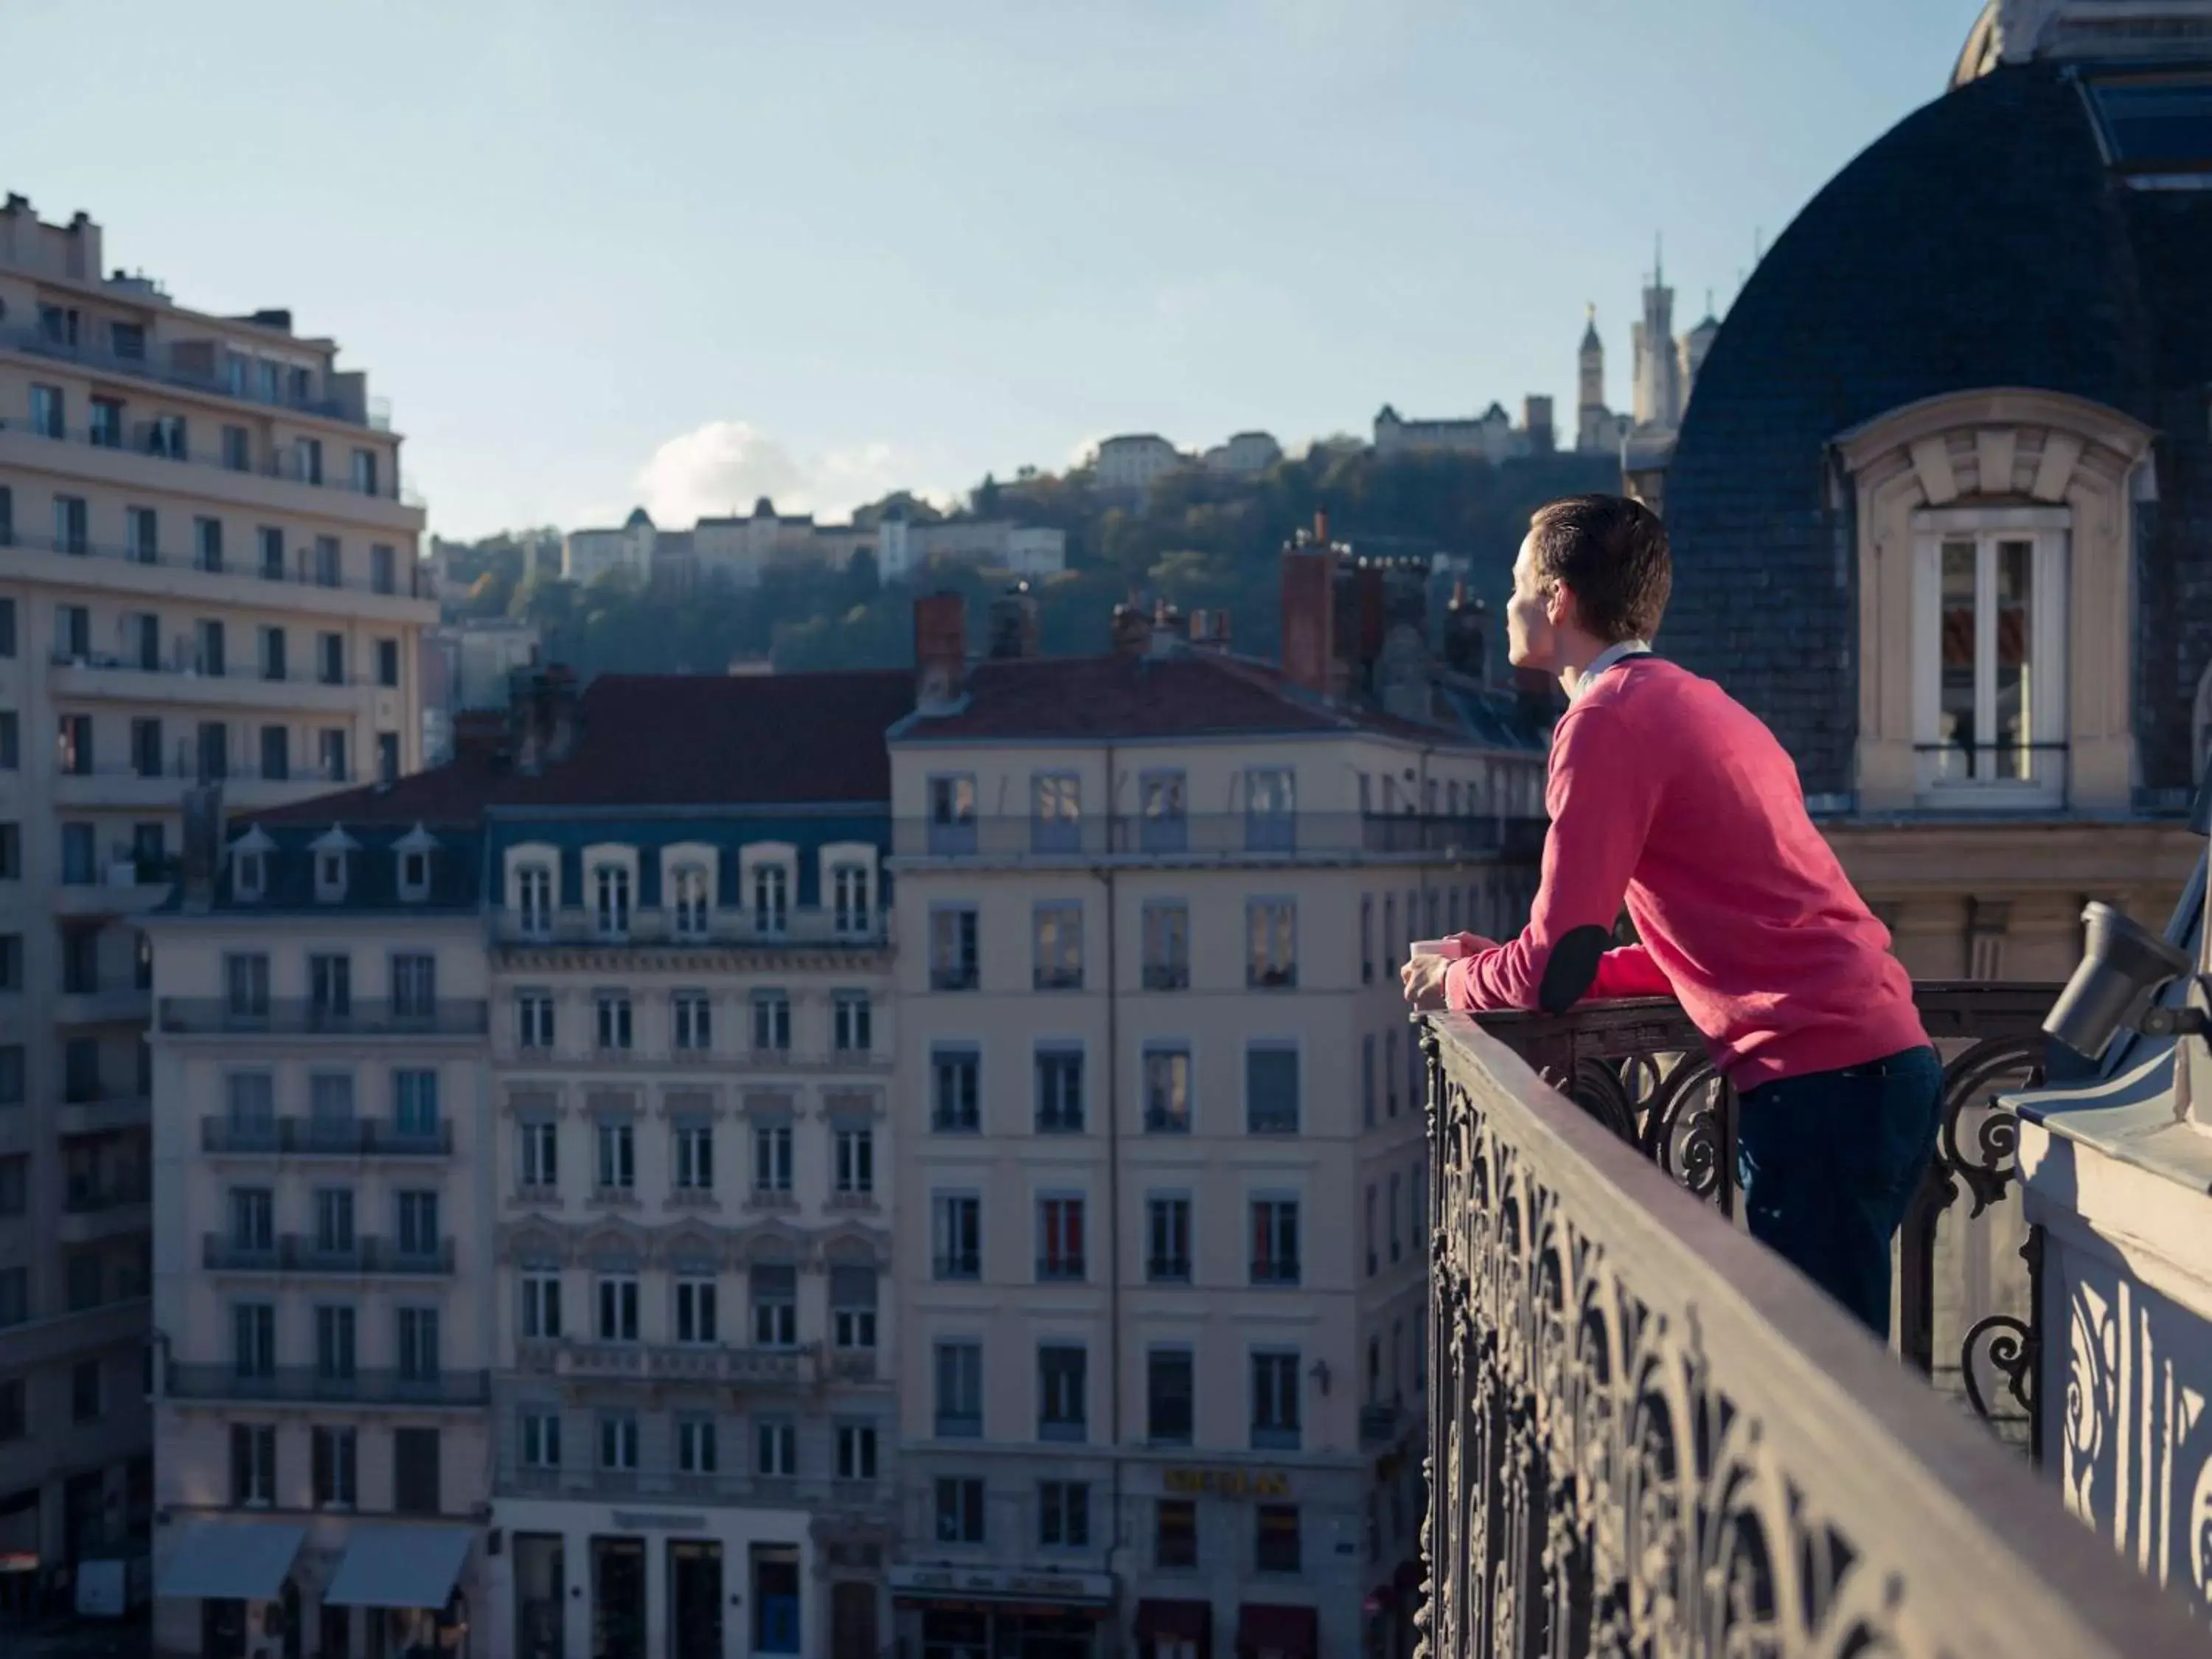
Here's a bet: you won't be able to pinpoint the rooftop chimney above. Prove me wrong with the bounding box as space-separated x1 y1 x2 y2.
914 591 968 712
1186 608 1233 650
508 664 581 775
1110 602 1152 658
986 582 1041 661
1280 512 1338 695
452 709 508 763
1443 581 1488 681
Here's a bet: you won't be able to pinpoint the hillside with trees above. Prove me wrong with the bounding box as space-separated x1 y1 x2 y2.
438 445 1621 678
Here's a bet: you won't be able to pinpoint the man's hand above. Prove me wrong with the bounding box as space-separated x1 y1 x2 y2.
1400 954 1452 1010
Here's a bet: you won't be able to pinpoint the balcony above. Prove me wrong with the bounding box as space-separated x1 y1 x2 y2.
58 1178 150 1244
201 1233 455 1276
891 812 1546 864
53 986 150 1026
164 1363 488 1408
494 1455 881 1512
199 1116 453 1157
53 762 355 813
51 861 175 917
512 1338 814 1387
55 1094 150 1138
1 528 429 619
1413 988 2204 1658
49 650 389 714
495 905 890 951
160 998 489 1039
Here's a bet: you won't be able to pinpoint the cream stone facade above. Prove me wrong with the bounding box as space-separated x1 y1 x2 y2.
885 705 1543 1659
0 191 430 1617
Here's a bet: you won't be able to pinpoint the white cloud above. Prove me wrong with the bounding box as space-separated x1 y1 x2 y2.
630 420 942 525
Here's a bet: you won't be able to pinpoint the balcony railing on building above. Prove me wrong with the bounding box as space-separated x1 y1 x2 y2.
512 1337 818 1387
160 998 489 1037
165 1363 487 1408
1415 985 2205 1658
494 1448 883 1512
0 325 386 428
495 904 890 950
200 1116 453 1156
201 1233 455 1276
892 812 1546 862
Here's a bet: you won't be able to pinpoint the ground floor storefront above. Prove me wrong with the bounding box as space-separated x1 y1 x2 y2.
486 1496 817 1659
891 1565 1113 1659
0 1454 155 1630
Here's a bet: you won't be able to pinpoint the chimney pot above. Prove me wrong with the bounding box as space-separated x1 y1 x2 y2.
914 591 969 710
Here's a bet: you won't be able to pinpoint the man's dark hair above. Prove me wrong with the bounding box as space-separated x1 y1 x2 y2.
1527 493 1671 644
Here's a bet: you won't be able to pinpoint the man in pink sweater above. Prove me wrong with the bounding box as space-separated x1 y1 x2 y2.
1402 494 1938 1340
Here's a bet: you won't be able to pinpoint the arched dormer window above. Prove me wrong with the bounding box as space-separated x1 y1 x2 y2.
821 841 878 939
661 842 717 942
230 825 274 904
309 824 359 904
585 844 636 940
394 824 437 904
506 841 558 941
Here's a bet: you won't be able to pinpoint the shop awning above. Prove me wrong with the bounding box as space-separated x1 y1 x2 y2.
156 1520 305 1601
1237 1601 1319 1656
1135 1598 1212 1640
321 1525 473 1610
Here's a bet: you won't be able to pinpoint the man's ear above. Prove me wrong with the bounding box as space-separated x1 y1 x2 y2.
1545 582 1575 631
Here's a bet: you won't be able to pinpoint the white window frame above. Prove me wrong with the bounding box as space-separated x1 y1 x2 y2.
674 1276 717 1345
521 1272 562 1340
753 1120 794 1193
1910 507 2069 809
673 1121 714 1192
833 1122 874 1195
673 990 713 1053
585 846 635 939
596 1275 640 1343
518 1119 558 1189
516 990 555 1051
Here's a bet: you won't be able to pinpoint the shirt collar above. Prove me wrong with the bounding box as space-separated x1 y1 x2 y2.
1571 639 1652 703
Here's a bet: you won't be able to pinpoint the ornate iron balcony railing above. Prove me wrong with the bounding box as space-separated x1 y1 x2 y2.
1415 1002 2201 1658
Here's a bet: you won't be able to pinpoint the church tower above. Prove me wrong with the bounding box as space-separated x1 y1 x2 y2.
1575 306 1610 452
1632 236 1682 431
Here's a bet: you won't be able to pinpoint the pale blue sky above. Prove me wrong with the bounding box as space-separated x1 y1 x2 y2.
7 0 1987 539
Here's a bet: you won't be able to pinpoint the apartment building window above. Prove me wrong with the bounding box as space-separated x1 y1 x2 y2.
595 1119 636 1192
0 719 13 773
833 1121 874 1197
226 1072 275 1144
1146 1195 1192 1282
750 990 790 1054
932 1475 985 1545
397 1307 441 1380
831 991 871 1054
593 863 632 938
1033 902 1082 990
516 990 555 1051
194 516 224 573
317 728 345 782
147 415 186 459
56 714 91 776
55 602 91 661
393 1071 440 1143
1407 1021 1423 1108
830 1266 877 1350
673 1120 714 1192
233 1302 275 1378
394 1428 441 1514
935 1340 983 1437
0 1378 29 1443
60 927 98 995
751 1265 797 1348
1037 1194 1086 1282
0 939 19 995
597 1276 640 1343
231 1425 276 1507
1247 898 1297 988
521 1273 562 1340
1144 1045 1192 1133
1156 1499 1198 1570
258 526 284 580
754 1419 796 1479
1039 1345 1088 1442
1149 1347 1194 1445
258 726 287 783
230 1187 275 1254
1385 1028 1402 1119
315 1304 357 1380
0 1158 23 1217
1388 1173 1403 1265
313 1427 358 1509
1256 1504 1302 1574
371 544 396 595
751 862 788 934
1138 768 1188 852
0 595 11 651
300 443 328 491
751 1119 792 1194
598 1413 639 1473
928 773 978 855
831 862 872 934
595 991 633 1053
932 1194 981 1280
675 1276 717 1345
223 425 250 471
1366 1186 1378 1277
1251 1350 1301 1450
30 385 63 440
1362 1033 1378 1129
0 494 9 552
316 1189 357 1256
0 827 15 880
521 1411 561 1470
1140 900 1189 990
64 1252 100 1313
317 632 345 686
1244 766 1296 851
835 1421 878 1483
931 1045 980 1133
929 905 979 990
69 1359 102 1424
125 509 167 572
0 1267 24 1327
226 953 271 1020
1031 771 1081 852
61 823 97 886
396 1192 440 1261
392 953 437 1020
251 625 285 683
676 1416 717 1476
1245 1043 1299 1135
83 394 124 449
1251 1197 1301 1286
307 953 352 1021
196 617 226 675
1038 1480 1091 1550
516 864 553 938
53 494 88 555
669 866 711 939
1034 1046 1084 1133
518 1119 559 1194
351 448 380 495
673 990 712 1053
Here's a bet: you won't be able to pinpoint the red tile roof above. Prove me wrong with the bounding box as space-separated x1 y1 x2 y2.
257 669 914 825
894 652 1458 743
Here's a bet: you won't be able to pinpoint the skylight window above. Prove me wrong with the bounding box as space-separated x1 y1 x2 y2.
2086 77 2212 174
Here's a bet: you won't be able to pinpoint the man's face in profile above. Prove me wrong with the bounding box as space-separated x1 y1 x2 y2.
1506 532 1557 670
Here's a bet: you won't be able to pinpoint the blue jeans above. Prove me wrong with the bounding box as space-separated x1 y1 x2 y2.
1735 1046 1944 1340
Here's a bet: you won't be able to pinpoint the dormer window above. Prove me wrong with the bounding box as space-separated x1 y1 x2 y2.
752 863 789 936
831 863 872 936
671 866 711 940
229 827 274 904
593 862 632 939
308 826 358 904
518 864 553 939
394 824 437 905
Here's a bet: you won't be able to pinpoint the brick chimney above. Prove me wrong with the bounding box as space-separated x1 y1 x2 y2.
1279 512 1336 695
914 591 968 712
986 582 1041 660
1110 602 1152 658
1443 582 1488 681
508 664 581 775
